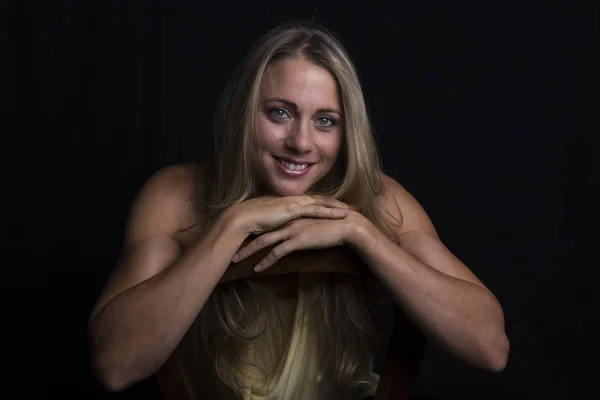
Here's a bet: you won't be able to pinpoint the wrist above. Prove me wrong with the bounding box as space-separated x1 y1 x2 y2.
345 211 374 249
217 205 250 241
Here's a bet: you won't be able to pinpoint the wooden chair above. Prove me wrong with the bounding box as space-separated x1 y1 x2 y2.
155 242 425 400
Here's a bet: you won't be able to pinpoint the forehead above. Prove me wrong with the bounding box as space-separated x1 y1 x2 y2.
260 57 340 108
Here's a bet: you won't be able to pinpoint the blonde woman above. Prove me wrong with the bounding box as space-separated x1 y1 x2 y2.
88 22 509 399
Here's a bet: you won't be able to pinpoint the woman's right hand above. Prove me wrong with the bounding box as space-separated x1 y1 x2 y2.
228 195 351 236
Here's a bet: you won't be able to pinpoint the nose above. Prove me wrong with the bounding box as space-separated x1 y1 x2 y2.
284 121 313 154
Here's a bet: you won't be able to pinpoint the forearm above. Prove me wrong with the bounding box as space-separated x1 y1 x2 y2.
89 213 248 390
349 219 508 371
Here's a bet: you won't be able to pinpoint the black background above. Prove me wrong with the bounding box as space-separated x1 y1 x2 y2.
3 1 599 399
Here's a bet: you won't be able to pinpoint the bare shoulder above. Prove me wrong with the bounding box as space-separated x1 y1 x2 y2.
125 162 208 247
379 173 438 237
377 176 491 292
89 162 209 322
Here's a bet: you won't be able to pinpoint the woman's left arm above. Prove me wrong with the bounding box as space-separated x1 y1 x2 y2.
347 175 509 372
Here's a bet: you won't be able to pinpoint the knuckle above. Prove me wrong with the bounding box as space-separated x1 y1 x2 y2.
256 234 269 246
286 202 298 215
271 246 283 259
269 247 281 260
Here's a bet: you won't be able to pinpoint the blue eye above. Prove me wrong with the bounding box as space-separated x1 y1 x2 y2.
267 108 288 119
316 116 335 127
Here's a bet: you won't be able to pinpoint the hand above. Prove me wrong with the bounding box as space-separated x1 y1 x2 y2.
229 195 351 236
232 211 360 272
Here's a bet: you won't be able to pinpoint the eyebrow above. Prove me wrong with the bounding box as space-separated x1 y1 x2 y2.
263 97 342 115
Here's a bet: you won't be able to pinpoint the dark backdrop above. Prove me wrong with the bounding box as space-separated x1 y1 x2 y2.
3 1 599 399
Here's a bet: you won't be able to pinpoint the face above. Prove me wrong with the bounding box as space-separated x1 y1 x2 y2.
255 57 343 196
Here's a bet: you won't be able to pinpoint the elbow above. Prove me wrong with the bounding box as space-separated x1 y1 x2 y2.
88 324 141 392
90 346 160 392
482 331 510 373
89 338 126 391
91 354 134 393
478 298 510 373
88 331 162 392
89 338 141 393
96 375 129 393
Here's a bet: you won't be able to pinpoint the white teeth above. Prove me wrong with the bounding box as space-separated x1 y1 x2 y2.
279 159 308 171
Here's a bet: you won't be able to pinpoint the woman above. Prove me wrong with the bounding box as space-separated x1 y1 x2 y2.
88 22 509 399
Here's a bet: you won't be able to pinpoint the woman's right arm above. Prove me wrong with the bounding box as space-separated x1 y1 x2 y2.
88 166 350 392
88 166 247 391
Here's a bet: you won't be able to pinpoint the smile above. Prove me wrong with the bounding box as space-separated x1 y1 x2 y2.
273 156 314 177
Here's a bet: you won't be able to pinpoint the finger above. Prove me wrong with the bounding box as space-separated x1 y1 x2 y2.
233 230 288 263
308 196 361 212
288 202 348 220
298 204 349 219
302 195 351 210
254 240 297 272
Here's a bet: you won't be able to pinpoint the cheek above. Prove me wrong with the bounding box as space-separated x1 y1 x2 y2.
255 118 269 145
256 118 283 148
322 131 343 161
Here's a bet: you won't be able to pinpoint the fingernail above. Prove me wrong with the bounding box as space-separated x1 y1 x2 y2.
254 265 262 272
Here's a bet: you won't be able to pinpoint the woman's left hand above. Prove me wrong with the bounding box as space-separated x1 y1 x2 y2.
231 211 363 272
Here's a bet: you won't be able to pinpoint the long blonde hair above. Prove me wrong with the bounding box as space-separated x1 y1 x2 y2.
195 21 400 397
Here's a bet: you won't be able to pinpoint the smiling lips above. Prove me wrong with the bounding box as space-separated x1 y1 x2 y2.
273 156 314 177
